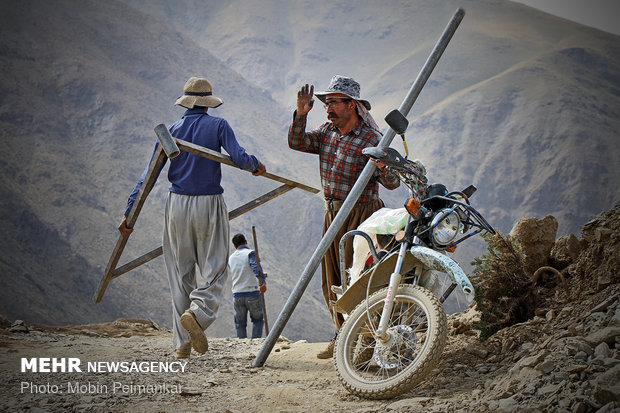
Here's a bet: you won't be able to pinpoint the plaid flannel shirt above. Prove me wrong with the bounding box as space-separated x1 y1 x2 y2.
288 112 399 202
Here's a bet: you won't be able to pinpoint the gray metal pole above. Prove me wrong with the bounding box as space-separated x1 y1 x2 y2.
253 7 465 367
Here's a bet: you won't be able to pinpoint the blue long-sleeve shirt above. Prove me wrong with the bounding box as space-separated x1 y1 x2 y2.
124 108 260 216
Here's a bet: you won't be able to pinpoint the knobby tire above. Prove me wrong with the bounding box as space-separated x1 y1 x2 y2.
334 285 447 399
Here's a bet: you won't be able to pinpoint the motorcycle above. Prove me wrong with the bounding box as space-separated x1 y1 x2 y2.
331 111 495 399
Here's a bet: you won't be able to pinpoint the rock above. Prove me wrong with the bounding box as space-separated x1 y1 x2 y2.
562 306 575 316
595 227 613 242
535 308 548 317
575 351 588 361
536 359 555 374
386 397 430 410
592 365 620 405
512 353 546 371
565 364 588 374
510 215 558 275
555 337 593 356
498 396 519 412
517 342 534 356
590 296 619 315
594 342 612 359
572 401 588 413
9 323 29 333
538 382 561 395
551 233 581 269
0 315 11 329
558 396 572 409
465 344 489 359
584 327 620 347
593 402 620 413
597 275 613 291
472 389 483 399
502 337 518 353
611 308 620 327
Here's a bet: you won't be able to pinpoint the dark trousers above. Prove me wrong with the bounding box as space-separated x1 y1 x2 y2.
233 294 264 339
321 199 384 329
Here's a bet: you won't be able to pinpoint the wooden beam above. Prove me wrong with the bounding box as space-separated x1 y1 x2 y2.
228 184 293 219
111 246 163 280
176 139 319 194
94 145 166 303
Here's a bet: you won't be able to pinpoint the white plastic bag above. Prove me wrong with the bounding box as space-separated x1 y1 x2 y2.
349 208 409 283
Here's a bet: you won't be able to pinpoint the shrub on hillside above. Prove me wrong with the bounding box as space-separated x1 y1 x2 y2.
470 232 537 340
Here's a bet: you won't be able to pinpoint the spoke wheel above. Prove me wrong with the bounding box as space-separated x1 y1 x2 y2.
334 285 447 399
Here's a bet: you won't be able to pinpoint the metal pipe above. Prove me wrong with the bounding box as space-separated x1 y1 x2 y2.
338 229 381 294
253 7 465 367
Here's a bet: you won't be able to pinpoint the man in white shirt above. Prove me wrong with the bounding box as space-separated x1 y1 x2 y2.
228 233 267 339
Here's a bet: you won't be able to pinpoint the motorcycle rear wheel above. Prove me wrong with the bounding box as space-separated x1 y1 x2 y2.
334 284 447 399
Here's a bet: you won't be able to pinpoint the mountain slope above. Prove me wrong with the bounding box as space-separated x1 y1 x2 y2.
410 45 620 232
0 0 618 342
0 0 328 339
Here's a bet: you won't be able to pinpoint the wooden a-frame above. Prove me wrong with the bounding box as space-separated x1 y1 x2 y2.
93 125 319 303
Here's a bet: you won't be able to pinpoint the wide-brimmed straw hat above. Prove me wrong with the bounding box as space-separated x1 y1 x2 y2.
175 77 223 109
314 75 371 110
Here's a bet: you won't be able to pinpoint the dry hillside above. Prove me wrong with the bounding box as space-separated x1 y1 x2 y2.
1 206 618 412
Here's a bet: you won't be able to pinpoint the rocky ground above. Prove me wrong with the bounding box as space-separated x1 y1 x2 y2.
1 206 618 413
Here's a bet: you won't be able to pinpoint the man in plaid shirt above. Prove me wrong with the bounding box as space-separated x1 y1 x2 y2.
288 75 400 358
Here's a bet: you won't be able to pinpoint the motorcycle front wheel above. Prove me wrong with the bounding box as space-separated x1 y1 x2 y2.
334 284 447 399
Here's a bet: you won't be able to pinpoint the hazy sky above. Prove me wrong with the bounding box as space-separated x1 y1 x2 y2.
511 0 620 35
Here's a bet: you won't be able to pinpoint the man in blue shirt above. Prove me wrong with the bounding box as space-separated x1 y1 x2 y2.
228 233 267 339
119 77 266 359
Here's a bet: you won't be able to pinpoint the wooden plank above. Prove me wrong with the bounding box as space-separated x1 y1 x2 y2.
176 139 320 194
107 184 295 281
252 226 269 335
111 246 163 279
228 184 293 219
93 145 166 303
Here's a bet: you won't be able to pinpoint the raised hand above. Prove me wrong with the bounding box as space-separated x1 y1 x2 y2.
297 84 314 116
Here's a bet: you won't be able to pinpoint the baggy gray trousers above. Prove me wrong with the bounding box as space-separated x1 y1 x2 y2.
163 192 229 350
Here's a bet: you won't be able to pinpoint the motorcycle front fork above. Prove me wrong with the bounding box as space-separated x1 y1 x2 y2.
375 239 411 345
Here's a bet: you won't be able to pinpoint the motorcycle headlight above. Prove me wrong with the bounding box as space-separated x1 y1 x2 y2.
431 209 461 246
